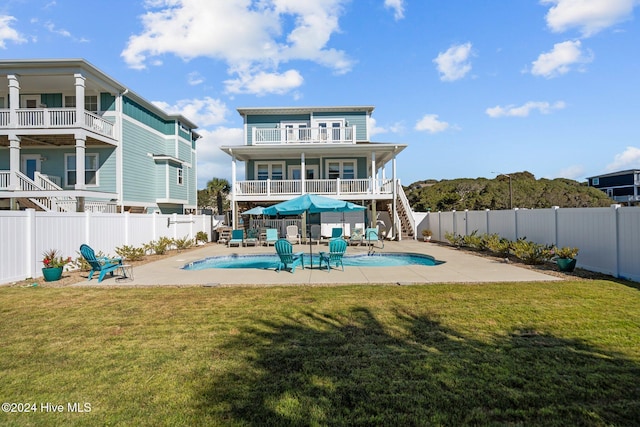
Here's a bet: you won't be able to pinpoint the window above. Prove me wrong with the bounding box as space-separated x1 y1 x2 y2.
326 160 356 179
255 162 285 180
177 167 184 185
64 95 98 111
592 178 599 186
65 154 98 187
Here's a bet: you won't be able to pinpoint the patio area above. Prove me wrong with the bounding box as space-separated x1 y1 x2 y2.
74 239 561 287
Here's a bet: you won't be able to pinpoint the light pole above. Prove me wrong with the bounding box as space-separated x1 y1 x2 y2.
492 172 513 209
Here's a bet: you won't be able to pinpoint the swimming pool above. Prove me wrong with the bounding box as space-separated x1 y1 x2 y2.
183 252 441 270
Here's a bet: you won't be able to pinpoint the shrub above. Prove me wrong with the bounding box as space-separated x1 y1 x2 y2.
484 234 512 256
511 239 554 265
144 236 174 255
115 245 145 261
195 231 209 244
444 232 465 247
174 236 194 251
554 246 579 259
462 230 485 250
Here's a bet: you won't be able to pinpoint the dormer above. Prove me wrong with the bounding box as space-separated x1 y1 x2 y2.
237 106 374 146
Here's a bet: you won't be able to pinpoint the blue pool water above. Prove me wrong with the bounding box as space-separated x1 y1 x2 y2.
183 252 441 270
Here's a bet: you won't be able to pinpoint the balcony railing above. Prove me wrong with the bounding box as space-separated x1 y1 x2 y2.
235 178 394 197
0 108 115 139
252 126 355 144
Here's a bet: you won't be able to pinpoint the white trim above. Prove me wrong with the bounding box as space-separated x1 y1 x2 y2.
287 164 319 180
20 154 41 179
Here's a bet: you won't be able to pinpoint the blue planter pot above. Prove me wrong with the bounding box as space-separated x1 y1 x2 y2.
556 258 577 272
42 267 63 282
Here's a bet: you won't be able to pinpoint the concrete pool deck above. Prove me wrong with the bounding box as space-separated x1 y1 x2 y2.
76 239 562 287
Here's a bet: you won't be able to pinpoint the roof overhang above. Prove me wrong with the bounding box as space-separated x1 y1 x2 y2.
237 106 375 116
220 142 407 165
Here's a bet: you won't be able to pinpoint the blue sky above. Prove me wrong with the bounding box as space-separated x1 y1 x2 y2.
2 0 639 189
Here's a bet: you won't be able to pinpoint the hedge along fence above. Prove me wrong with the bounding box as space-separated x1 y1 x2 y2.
417 205 640 282
0 210 215 285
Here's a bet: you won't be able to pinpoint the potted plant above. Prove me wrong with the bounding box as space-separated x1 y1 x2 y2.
554 246 579 272
421 229 432 242
42 249 72 282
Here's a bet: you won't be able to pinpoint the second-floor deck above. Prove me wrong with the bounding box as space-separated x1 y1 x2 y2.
252 126 355 144
234 178 394 201
0 108 115 139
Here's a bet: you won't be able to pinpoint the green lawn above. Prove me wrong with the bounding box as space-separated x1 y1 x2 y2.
1 281 639 426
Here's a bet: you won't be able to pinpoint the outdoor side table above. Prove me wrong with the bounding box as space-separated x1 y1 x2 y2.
116 264 134 282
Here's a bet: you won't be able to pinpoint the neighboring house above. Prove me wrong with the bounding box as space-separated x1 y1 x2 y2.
220 106 414 239
587 170 640 205
0 59 200 214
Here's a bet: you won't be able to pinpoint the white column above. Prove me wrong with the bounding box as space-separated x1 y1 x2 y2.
371 152 377 194
301 152 306 194
75 136 86 190
74 74 85 126
231 154 237 228
9 135 20 190
392 154 398 239
8 75 20 126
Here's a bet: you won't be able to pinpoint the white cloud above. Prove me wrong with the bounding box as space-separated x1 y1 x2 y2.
224 69 304 96
541 0 638 37
187 71 204 86
152 97 229 127
369 117 405 137
605 146 640 171
121 0 353 95
384 0 405 20
530 40 593 78
415 114 450 133
486 101 566 118
0 15 27 48
433 42 473 82
195 127 244 188
556 165 585 180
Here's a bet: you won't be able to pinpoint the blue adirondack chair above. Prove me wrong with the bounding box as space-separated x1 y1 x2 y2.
228 229 244 247
264 228 278 246
319 238 347 272
330 227 343 240
275 239 305 273
80 244 122 283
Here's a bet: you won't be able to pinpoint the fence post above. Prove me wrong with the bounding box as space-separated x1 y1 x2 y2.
552 206 559 246
189 213 194 239
464 210 469 235
26 209 36 279
513 208 520 240
85 210 91 245
172 213 178 239
613 204 621 278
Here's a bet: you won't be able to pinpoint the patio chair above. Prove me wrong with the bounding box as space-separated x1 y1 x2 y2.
275 239 305 273
348 227 364 245
286 225 301 244
244 228 259 247
319 238 348 272
310 224 321 245
264 228 278 246
330 227 343 240
79 243 122 283
228 229 244 247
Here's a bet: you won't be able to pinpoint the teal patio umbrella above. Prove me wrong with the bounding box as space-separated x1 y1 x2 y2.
241 206 266 230
263 194 365 268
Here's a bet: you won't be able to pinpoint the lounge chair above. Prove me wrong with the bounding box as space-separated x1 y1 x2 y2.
228 229 244 247
286 225 301 244
319 238 347 272
349 227 364 245
264 228 278 246
275 239 305 273
79 243 122 283
330 227 343 240
244 228 259 247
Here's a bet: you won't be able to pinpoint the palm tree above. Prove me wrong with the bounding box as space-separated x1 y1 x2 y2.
206 178 230 215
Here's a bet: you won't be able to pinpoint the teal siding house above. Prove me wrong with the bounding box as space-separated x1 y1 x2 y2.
0 59 200 213
220 106 414 239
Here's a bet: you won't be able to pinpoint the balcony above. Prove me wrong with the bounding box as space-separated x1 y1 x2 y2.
0 108 115 139
252 126 355 144
234 178 394 200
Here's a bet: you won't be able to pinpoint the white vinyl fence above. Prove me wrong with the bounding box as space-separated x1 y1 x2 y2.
0 210 214 285
418 205 640 282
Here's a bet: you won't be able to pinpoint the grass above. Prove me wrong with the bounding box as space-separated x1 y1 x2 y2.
1 281 639 426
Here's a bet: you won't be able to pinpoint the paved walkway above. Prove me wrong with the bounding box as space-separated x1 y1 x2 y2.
76 240 561 287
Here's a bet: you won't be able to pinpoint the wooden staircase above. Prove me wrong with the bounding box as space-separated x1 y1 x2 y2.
384 182 415 240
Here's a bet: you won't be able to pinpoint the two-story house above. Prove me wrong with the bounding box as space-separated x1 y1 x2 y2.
0 59 200 214
220 106 414 239
587 170 640 205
